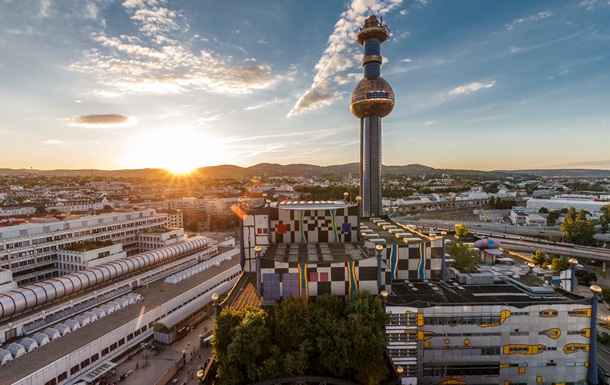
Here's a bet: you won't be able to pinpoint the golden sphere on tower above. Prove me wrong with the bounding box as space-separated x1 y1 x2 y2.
350 77 395 119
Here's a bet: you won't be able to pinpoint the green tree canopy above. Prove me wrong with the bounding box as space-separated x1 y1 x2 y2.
547 210 561 226
454 223 470 238
560 208 596 246
600 204 610 233
212 292 389 385
551 257 570 272
448 242 477 273
531 250 548 266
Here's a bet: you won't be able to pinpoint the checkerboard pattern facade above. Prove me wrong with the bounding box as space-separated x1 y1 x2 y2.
259 257 379 304
271 206 359 243
240 204 444 304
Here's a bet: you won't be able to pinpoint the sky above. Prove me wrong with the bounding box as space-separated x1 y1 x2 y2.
1 0 610 173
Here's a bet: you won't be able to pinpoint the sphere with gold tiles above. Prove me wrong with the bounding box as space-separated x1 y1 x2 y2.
350 76 395 119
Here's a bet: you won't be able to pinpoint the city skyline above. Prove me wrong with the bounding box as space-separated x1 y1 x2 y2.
1 0 609 173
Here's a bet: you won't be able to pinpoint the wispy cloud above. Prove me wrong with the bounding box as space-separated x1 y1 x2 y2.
506 11 552 30
496 33 580 58
449 81 496 96
44 139 62 145
546 159 610 168
288 0 404 117
70 0 278 96
578 0 610 10
244 97 290 111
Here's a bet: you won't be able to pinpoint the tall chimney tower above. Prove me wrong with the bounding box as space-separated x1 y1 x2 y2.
350 15 394 218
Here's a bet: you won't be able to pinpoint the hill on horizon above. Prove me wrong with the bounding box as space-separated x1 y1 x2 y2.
1 164 609 179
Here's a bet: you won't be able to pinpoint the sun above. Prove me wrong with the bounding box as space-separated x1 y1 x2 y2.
125 127 227 173
165 162 197 175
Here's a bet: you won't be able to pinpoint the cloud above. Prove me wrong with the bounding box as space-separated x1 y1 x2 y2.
288 0 404 117
44 139 62 145
547 159 610 168
449 81 496 96
505 11 552 30
70 0 277 96
244 97 290 111
72 114 132 126
578 0 610 10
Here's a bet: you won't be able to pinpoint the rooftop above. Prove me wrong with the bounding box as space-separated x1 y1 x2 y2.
387 277 586 308
261 242 369 264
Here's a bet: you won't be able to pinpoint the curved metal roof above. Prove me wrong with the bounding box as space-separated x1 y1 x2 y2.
155 281 234 330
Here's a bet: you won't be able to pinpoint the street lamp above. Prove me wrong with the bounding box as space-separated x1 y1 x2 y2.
569 258 579 293
376 244 384 290
254 245 263 294
440 231 448 280
396 365 404 383
344 191 349 203
355 196 362 238
211 293 220 318
587 285 601 385
527 262 535 274
379 289 388 312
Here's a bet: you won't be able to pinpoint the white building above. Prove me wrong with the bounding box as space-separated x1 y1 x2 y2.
526 197 608 213
0 206 36 217
0 209 168 286
387 276 594 384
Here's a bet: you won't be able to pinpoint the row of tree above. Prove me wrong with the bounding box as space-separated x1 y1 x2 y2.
486 196 517 210
212 292 389 385
531 250 570 271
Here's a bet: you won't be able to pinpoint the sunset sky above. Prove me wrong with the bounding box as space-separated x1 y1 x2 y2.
1 0 609 172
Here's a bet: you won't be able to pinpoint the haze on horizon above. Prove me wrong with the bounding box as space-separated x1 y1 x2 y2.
1 0 609 173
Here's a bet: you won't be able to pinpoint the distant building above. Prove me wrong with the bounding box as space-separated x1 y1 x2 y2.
166 209 183 229
0 206 36 217
526 196 608 213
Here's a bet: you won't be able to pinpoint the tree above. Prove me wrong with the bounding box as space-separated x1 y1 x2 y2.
560 209 596 246
454 223 470 238
531 250 548 266
448 242 477 273
213 307 272 385
538 207 548 213
551 257 569 272
345 291 389 385
600 204 610 233
487 196 496 209
212 292 389 385
547 210 561 226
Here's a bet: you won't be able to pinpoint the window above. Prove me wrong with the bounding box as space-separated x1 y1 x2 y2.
70 365 80 375
567 308 589 317
57 372 67 382
539 309 558 318
481 346 501 355
91 353 99 362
